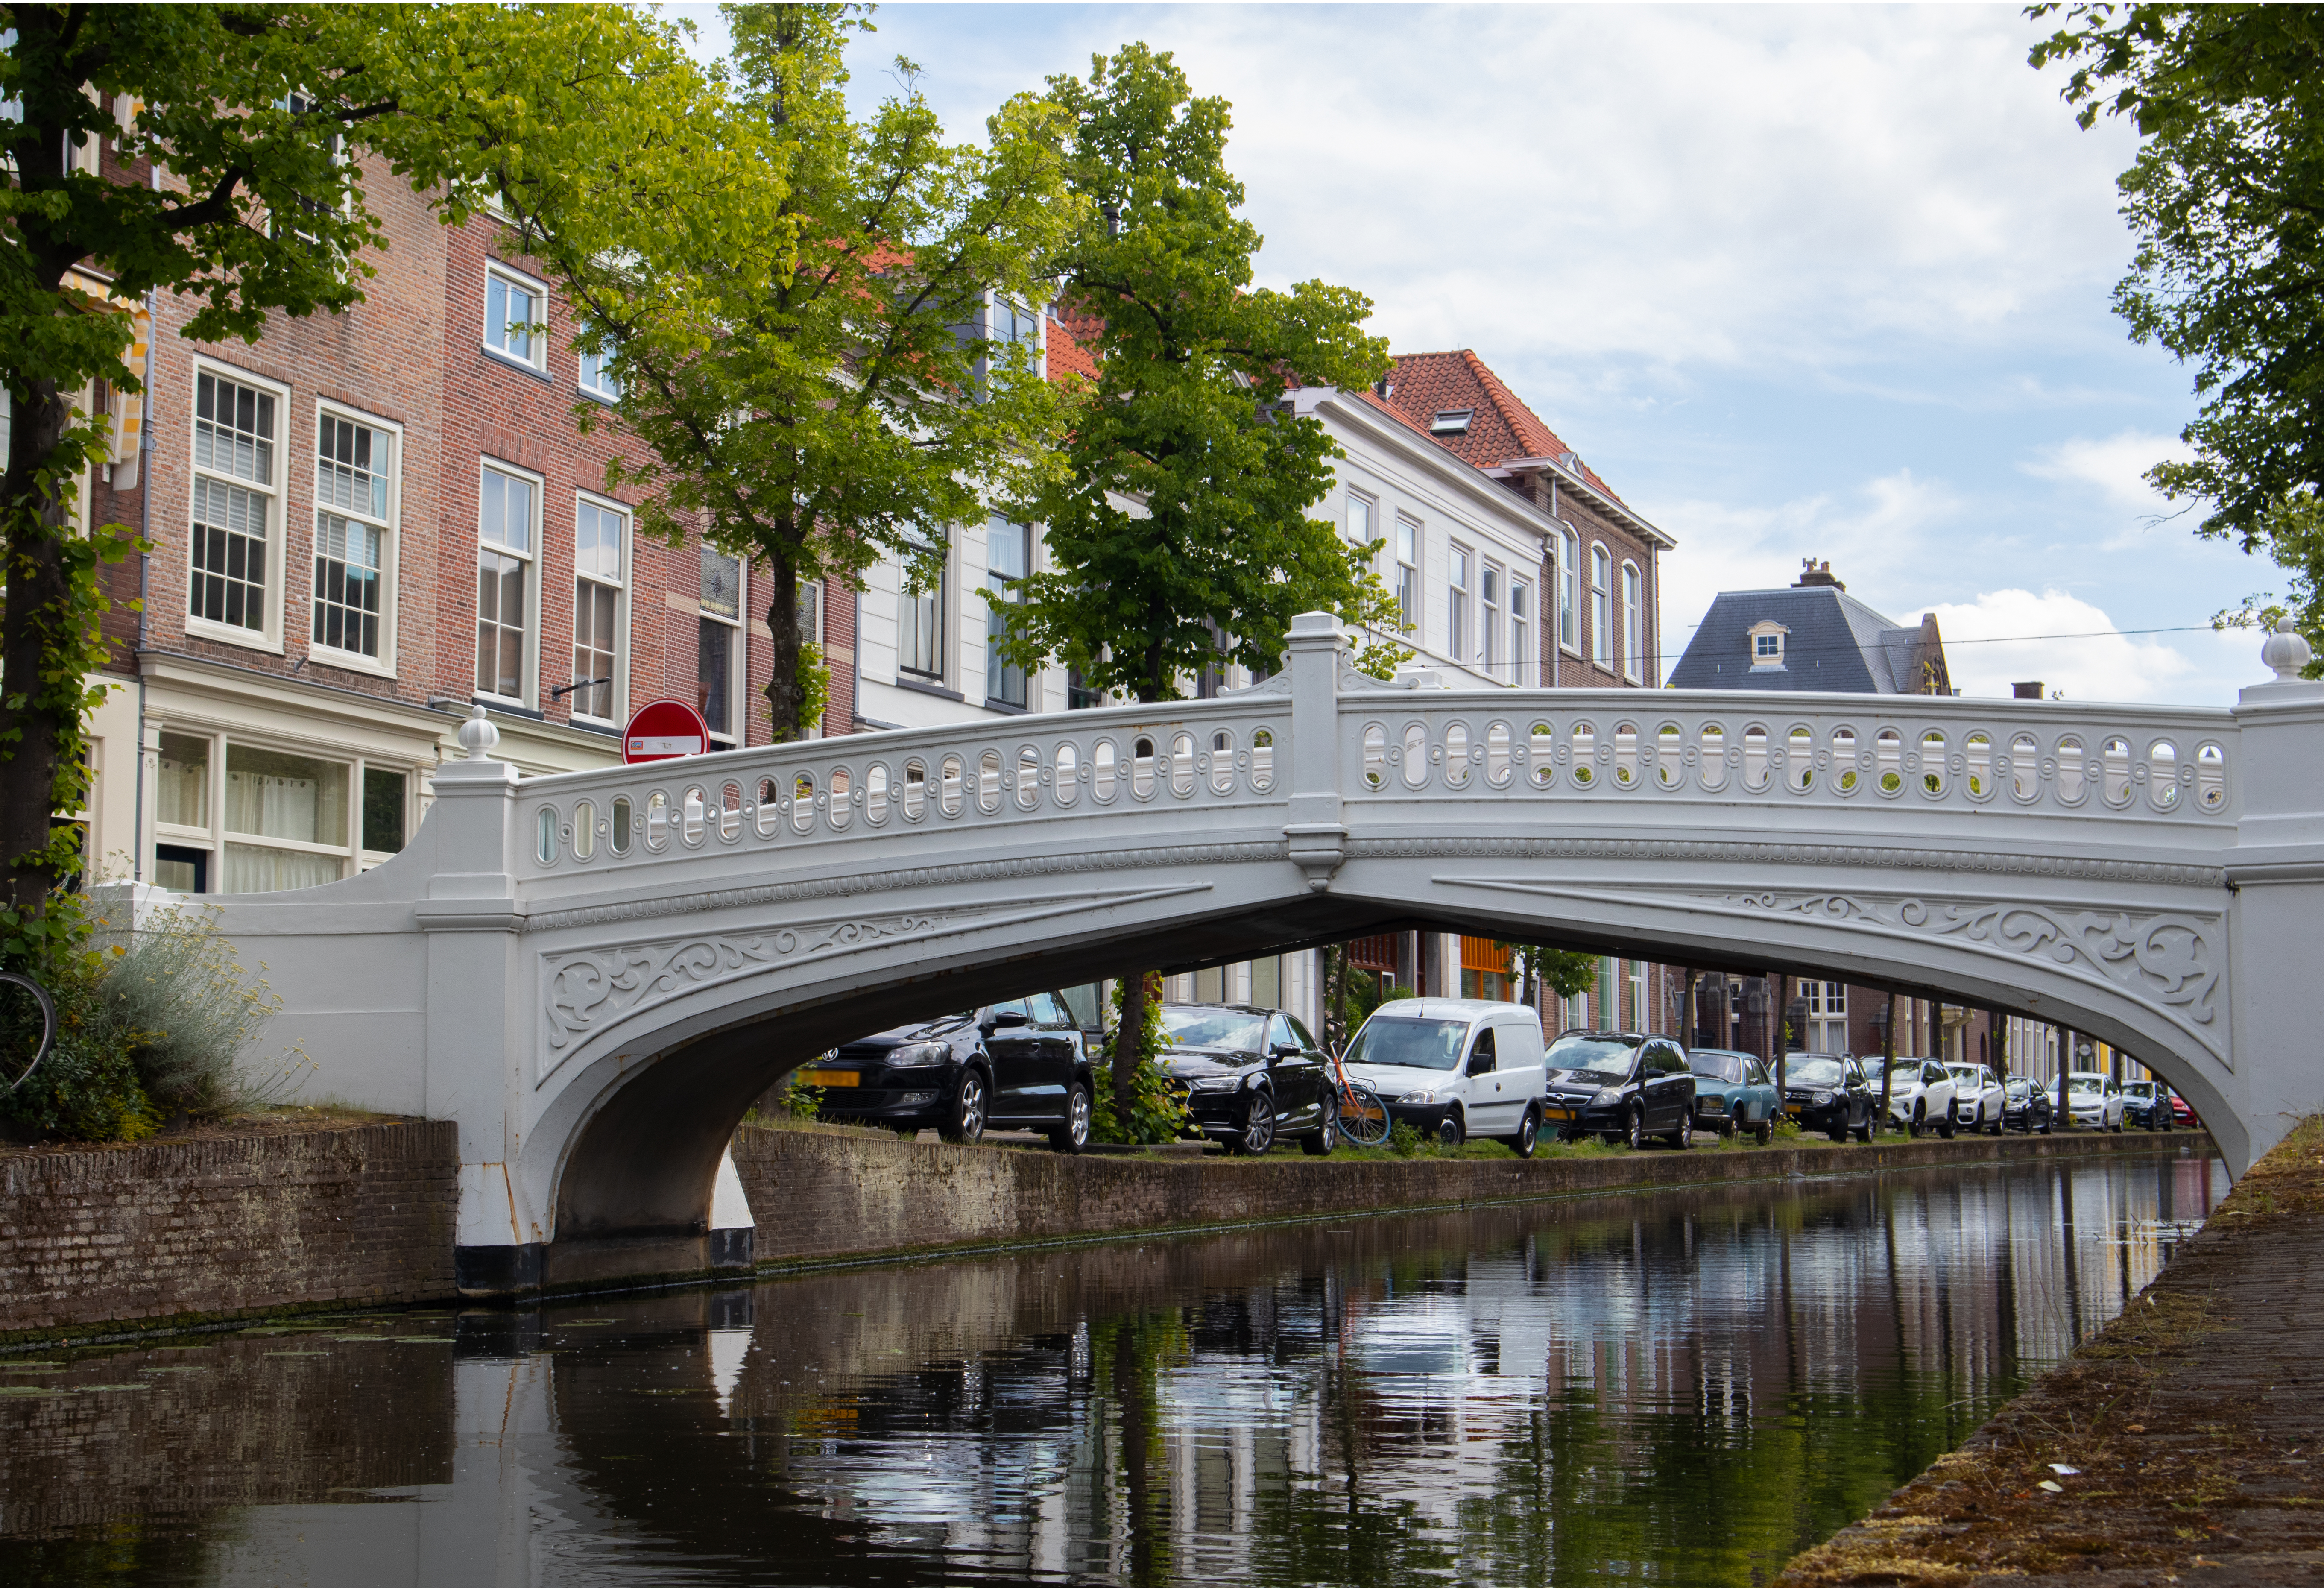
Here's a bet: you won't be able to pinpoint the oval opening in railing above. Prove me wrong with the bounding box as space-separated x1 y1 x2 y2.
1132 737 1155 800
1742 724 1770 792
2102 735 2134 807
1570 722 1596 787
1486 722 1512 788
1962 731 1992 800
790 772 815 835
864 763 890 825
1786 725 1815 793
1092 739 1118 803
1830 727 1859 795
1017 746 1042 811
753 776 782 839
1250 727 1276 792
1443 721 1471 788
2197 741 2227 810
1367 724 1390 789
1209 730 1235 796
1527 722 1554 789
1171 732 1197 797
752 775 780 836
645 790 670 850
2147 739 2178 811
1874 727 1903 795
573 798 595 861
535 806 558 866
2055 736 2087 804
1613 721 1639 788
2010 733 2041 803
1697 723 1726 791
682 785 707 845
610 794 632 856
901 760 928 821
939 754 965 817
1053 742 1079 807
1401 722 1429 789
1654 723 1682 789
977 749 1003 815
1920 730 1946 798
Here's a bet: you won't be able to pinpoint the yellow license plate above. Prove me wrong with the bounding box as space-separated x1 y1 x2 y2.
1542 1107 1572 1121
1786 1105 1804 1117
798 1069 859 1088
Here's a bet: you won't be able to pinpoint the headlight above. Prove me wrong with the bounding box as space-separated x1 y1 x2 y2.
887 1042 950 1068
1591 1087 1623 1106
1811 1091 1832 1106
1403 1087 1439 1105
1188 1074 1241 1092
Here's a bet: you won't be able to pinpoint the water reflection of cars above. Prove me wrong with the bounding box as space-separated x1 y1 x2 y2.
2001 1075 2055 1134
2064 1071 2125 1131
1881 1058 1957 1138
1339 1000 1550 1151
1685 1049 1777 1143
1540 1032 1694 1149
2120 1079 2175 1131
1782 1053 1874 1142
1158 1003 1335 1156
809 992 1095 1149
1946 1063 2007 1134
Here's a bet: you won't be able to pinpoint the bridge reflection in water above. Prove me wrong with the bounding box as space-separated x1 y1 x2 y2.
0 1153 2225 1587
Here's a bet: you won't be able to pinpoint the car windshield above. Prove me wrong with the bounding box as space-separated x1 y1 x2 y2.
1888 1060 1923 1079
1545 1035 1643 1078
1688 1052 1744 1084
2069 1075 2106 1095
2123 1082 2154 1099
1948 1066 1979 1084
1786 1055 1846 1086
1159 1007 1267 1052
1344 1017 1470 1072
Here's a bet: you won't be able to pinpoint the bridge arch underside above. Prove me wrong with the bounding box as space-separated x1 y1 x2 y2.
537 844 2235 1277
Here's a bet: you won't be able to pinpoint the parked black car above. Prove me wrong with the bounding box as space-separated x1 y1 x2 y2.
805 990 1095 1151
2002 1075 2055 1134
1540 1032 1695 1149
1781 1052 1875 1142
1157 1004 1337 1155
2121 1079 2175 1131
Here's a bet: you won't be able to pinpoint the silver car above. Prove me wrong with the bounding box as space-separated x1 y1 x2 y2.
1882 1057 1958 1138
2064 1070 2126 1131
1947 1063 2007 1135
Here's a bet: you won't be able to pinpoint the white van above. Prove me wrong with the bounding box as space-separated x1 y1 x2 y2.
1340 998 1550 1154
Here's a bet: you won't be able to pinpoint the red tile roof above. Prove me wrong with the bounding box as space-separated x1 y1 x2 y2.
1045 308 1098 384
1380 350 1624 504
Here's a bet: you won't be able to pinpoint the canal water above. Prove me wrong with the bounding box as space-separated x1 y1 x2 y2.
1 1149 2224 1587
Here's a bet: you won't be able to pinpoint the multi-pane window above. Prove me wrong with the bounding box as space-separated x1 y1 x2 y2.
988 298 1040 360
190 371 278 636
1623 561 1644 682
985 515 1029 709
152 726 410 895
1630 961 1649 1032
699 544 742 742
1590 544 1612 667
1756 632 1782 661
1481 560 1502 675
572 498 625 721
898 524 945 679
1448 543 1472 663
1346 492 1373 547
577 345 619 400
476 465 536 702
1395 515 1420 631
1557 526 1579 652
312 414 391 661
484 265 545 370
1806 981 1847 1054
1510 577 1534 682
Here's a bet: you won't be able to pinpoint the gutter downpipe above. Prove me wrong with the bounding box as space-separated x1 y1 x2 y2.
1548 478 1560 690
131 285 155 883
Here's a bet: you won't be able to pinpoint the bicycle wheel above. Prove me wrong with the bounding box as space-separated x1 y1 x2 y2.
1337 1079 1393 1147
0 970 57 1095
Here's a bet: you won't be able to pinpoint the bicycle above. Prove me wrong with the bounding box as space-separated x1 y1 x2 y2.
0 970 57 1096
1327 1045 1392 1148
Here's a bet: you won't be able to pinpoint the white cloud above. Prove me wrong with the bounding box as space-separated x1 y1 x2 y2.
2022 430 2192 513
1929 589 2198 705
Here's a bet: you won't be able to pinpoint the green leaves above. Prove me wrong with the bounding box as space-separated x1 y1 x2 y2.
1001 44 1396 702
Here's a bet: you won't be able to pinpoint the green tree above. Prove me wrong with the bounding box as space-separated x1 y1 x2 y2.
489 2 1080 740
997 43 1400 703
2029 2 2324 671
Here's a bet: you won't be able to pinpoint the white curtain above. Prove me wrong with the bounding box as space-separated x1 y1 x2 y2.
222 843 342 894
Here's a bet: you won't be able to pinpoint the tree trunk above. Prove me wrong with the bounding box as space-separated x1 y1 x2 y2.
1879 992 1897 1134
1111 967 1155 1124
759 547 806 742
0 378 80 920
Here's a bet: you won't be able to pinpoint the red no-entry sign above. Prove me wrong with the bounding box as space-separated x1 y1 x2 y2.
622 700 711 765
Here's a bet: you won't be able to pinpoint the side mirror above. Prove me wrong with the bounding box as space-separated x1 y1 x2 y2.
988 1009 1031 1031
1269 1042 1300 1060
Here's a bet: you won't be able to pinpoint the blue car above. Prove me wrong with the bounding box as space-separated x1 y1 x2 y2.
1686 1047 1779 1143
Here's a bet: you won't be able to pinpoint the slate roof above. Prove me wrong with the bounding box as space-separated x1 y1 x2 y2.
1671 585 1951 694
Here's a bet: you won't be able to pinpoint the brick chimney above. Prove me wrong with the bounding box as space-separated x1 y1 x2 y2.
2012 681 2044 700
1794 558 1844 591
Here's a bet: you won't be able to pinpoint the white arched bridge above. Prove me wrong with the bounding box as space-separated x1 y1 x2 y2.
210 614 2324 1294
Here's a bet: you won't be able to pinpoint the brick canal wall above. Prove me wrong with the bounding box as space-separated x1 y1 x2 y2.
0 1120 458 1341
731 1124 2188 1269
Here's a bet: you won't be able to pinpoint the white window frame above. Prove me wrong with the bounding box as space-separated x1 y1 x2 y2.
1394 513 1421 634
483 260 549 374
1509 575 1534 684
1750 621 1789 668
1589 542 1612 668
1622 558 1644 683
150 724 419 893
570 491 630 727
897 524 950 684
1345 489 1375 548
1556 524 1580 656
1448 542 1472 663
983 514 1032 711
475 458 543 709
577 342 620 402
308 401 401 677
1481 558 1504 677
699 542 746 746
186 359 289 654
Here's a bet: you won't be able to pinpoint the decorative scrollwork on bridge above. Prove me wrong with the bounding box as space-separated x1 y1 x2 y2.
1730 892 2219 1026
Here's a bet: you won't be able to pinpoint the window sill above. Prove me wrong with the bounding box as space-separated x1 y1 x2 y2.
578 385 621 407
891 675 963 703
566 717 621 739
479 345 554 385
186 620 284 656
474 694 543 721
982 697 1029 716
304 647 395 681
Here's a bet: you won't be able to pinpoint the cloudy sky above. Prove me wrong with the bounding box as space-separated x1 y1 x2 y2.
678 2 2278 706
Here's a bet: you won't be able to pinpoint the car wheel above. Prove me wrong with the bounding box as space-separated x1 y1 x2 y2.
1987 1107 2004 1136
940 1069 987 1146
1437 1107 1465 1149
1668 1113 1690 1149
1826 1118 1849 1143
1229 1091 1276 1156
1908 1103 1924 1140
2111 1114 2124 1133
1507 1107 1539 1159
1937 1109 1956 1140
1718 1118 1735 1140
1049 1083 1092 1154
1623 1104 1645 1151
1301 1099 1338 1156
1756 1116 1774 1146
1853 1113 1873 1143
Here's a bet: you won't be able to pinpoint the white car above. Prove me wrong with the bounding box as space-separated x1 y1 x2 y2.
1341 998 1550 1153
2064 1070 2125 1131
1881 1057 1958 1138
1947 1063 2007 1134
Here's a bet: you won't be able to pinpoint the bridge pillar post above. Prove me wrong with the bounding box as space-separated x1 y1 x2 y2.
1283 611 1348 890
413 709 540 1293
2225 621 2324 1173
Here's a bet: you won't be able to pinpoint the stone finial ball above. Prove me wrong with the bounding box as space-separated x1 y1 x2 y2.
2262 615 2315 683
458 704 501 760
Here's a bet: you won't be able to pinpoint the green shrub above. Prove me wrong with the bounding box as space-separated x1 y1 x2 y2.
1387 1120 1422 1158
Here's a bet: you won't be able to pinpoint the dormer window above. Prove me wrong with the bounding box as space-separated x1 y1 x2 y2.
1749 620 1788 668
1430 409 1473 435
